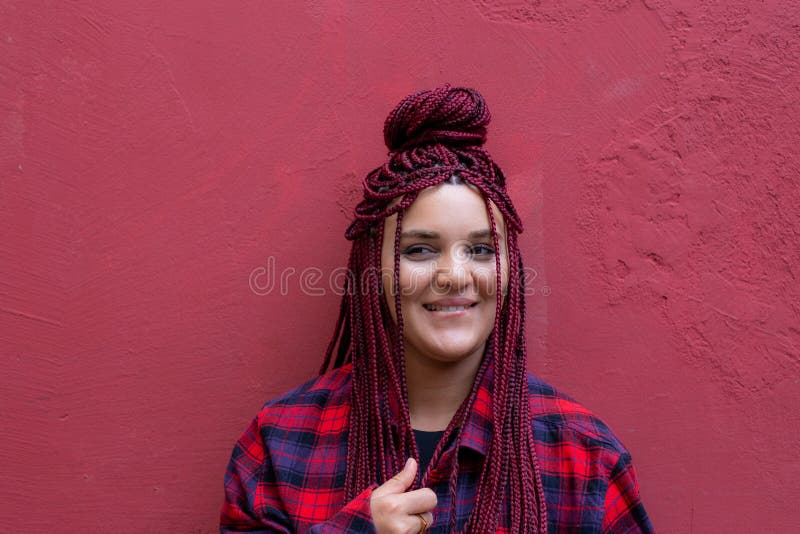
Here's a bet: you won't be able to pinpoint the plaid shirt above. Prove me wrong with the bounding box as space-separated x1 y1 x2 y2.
221 362 654 533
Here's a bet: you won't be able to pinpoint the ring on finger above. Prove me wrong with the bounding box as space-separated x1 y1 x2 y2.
417 513 428 533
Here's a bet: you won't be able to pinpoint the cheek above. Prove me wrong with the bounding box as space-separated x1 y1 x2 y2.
380 240 399 302
397 262 432 301
472 263 500 296
472 256 509 300
386 261 432 323
380 247 398 322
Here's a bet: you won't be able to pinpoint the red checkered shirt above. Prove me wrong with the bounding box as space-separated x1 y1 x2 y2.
221 362 654 533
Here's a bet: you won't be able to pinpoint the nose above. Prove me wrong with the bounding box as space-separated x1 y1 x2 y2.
433 243 471 293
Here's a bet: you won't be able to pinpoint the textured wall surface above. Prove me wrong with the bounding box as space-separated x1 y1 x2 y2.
2 0 798 532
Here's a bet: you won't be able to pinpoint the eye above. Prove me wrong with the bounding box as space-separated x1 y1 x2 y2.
401 245 437 259
469 244 496 258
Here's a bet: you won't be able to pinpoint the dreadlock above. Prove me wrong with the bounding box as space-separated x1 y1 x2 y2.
319 84 548 533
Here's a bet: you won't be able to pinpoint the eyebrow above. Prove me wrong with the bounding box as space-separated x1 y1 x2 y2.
399 229 503 240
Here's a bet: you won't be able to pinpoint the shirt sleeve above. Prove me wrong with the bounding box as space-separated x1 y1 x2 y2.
306 486 377 533
601 451 655 533
220 415 378 533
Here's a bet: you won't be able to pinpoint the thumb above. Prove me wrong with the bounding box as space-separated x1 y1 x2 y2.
379 457 417 495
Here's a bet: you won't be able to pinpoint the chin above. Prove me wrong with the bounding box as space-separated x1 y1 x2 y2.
418 341 486 365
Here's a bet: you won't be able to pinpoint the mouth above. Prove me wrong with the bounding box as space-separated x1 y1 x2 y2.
423 302 478 312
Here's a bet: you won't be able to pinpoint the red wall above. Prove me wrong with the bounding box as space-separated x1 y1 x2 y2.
2 1 798 532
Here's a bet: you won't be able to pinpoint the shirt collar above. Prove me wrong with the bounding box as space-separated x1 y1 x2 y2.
456 360 493 457
384 354 495 458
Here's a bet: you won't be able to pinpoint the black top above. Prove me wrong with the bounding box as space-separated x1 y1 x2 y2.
413 429 446 477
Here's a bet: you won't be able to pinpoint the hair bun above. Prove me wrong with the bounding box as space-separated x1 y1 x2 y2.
383 84 491 152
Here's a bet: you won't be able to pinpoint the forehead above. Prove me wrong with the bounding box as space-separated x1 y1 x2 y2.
386 182 506 238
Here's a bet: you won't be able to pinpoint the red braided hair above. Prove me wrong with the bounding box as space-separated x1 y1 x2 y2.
320 85 547 533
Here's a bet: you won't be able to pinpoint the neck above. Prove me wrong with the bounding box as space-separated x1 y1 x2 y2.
404 343 485 431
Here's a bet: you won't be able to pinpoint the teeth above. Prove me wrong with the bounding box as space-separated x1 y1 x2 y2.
424 304 472 312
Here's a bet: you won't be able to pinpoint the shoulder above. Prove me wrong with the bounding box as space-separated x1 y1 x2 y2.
526 373 655 531
526 372 629 457
254 364 353 434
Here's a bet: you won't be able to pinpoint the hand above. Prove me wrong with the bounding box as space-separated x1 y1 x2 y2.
370 458 437 533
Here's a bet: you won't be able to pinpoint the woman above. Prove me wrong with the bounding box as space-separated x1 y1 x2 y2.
221 85 654 533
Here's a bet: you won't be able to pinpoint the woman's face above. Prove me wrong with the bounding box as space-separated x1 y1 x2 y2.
381 182 509 369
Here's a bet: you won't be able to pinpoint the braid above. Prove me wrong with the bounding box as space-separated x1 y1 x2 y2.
322 84 547 532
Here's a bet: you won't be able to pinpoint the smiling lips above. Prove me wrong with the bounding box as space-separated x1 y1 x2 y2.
423 298 478 313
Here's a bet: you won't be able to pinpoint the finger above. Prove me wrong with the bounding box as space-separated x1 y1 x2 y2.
419 512 434 531
406 511 435 534
396 487 438 515
372 457 417 497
